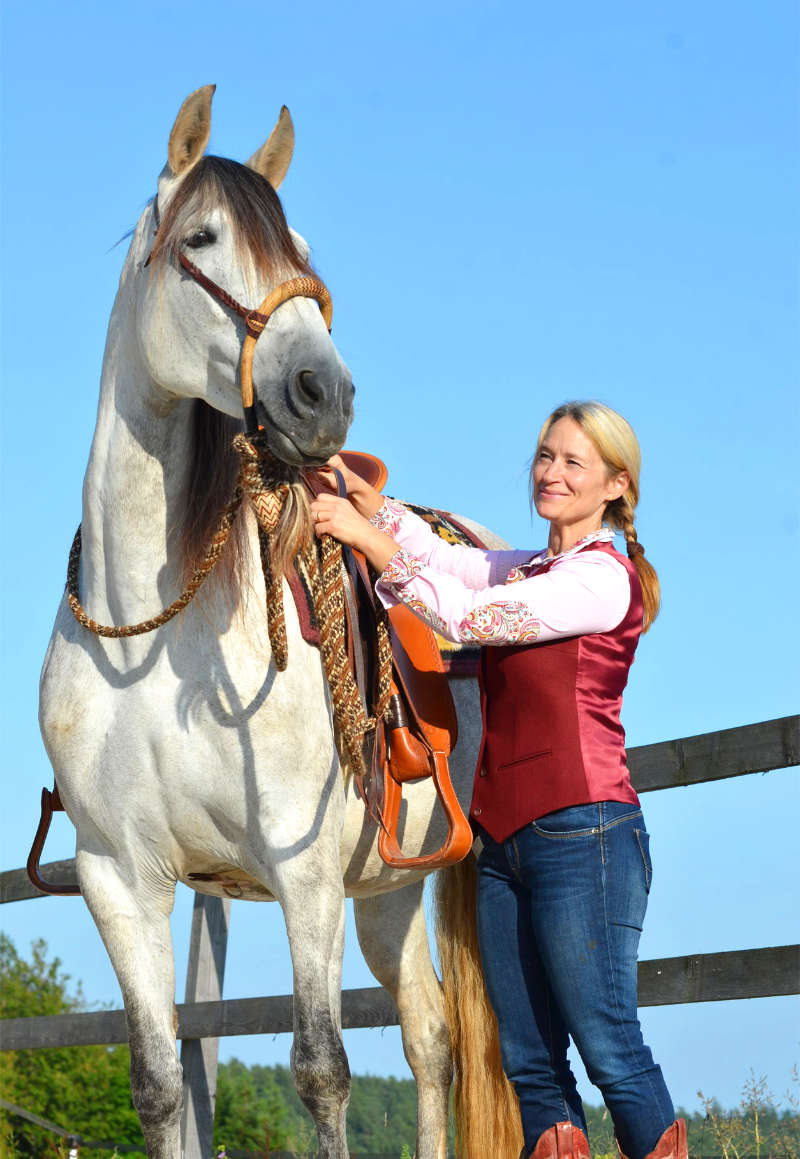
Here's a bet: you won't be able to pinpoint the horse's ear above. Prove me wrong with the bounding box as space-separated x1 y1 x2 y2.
246 106 294 190
167 85 215 177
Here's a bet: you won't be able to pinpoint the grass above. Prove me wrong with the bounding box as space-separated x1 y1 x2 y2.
692 1068 799 1159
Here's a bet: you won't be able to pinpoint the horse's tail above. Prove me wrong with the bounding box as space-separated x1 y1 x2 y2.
433 853 524 1159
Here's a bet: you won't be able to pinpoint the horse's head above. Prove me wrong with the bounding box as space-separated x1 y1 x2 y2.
134 85 353 466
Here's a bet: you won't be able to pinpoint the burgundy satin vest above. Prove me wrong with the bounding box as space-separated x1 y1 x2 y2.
469 542 643 842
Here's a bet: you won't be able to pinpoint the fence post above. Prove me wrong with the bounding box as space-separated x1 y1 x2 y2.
180 893 231 1159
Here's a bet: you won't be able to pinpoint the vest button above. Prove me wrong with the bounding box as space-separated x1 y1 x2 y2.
473 808 482 816
479 768 487 777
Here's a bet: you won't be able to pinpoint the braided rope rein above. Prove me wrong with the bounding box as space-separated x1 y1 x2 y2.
66 433 393 783
302 519 394 779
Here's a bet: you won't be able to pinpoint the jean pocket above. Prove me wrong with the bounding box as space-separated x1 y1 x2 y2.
634 828 652 892
530 800 601 838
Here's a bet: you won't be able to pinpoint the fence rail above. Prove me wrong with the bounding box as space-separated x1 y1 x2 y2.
3 944 799 1054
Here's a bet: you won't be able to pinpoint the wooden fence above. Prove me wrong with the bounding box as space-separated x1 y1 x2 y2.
2 715 799 1158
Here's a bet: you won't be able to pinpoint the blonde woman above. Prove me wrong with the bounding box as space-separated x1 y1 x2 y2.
311 402 685 1159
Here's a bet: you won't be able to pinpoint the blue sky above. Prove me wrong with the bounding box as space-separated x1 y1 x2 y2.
1 0 798 1118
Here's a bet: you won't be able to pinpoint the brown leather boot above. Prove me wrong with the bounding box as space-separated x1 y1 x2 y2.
618 1119 688 1159
527 1121 591 1159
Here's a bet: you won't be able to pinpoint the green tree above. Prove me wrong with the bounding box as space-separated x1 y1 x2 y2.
0 933 142 1158
245 1063 424 1155
214 1058 290 1154
346 1073 418 1154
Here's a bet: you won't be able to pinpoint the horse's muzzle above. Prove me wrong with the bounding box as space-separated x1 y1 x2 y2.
258 374 354 466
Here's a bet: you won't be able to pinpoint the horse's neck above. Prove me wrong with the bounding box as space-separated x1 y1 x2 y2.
80 300 194 625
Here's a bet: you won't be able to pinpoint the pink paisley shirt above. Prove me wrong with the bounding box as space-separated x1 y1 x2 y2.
370 498 632 644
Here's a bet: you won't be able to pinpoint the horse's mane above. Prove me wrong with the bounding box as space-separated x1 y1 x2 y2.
148 157 316 602
181 400 245 601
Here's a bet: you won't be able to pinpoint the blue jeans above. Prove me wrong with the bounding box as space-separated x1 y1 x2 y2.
475 802 675 1159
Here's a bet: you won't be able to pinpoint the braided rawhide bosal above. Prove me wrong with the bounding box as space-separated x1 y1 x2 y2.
66 432 394 784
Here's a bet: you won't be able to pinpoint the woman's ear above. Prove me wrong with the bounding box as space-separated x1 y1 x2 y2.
606 470 630 503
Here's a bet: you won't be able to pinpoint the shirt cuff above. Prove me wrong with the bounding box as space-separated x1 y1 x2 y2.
369 497 407 539
379 547 425 587
377 549 449 635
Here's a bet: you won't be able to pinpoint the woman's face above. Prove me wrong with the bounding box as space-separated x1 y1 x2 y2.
532 417 629 534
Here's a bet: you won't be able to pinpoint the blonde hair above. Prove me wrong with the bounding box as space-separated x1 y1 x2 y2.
531 400 661 630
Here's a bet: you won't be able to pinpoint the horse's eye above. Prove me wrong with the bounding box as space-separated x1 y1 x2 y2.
185 228 216 249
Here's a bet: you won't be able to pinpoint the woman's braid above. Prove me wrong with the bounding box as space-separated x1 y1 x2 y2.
621 510 645 560
611 497 660 629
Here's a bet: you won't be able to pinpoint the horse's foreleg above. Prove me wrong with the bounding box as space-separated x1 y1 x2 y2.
278 866 350 1159
77 849 182 1159
354 882 452 1159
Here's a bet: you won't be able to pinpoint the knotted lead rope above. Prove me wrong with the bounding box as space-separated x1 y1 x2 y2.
232 431 294 669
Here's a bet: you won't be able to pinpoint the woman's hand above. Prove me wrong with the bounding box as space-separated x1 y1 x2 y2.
319 454 384 519
310 492 399 573
310 493 371 549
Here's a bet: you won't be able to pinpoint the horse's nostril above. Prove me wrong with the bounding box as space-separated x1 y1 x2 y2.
295 369 324 407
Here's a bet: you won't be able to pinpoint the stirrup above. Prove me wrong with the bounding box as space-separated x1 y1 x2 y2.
27 784 81 896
